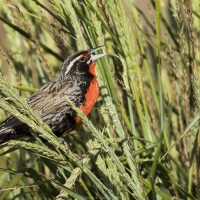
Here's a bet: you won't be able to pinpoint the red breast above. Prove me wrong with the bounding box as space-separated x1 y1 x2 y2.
75 62 99 126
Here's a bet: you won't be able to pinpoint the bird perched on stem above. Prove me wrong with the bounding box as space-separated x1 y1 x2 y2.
0 45 107 143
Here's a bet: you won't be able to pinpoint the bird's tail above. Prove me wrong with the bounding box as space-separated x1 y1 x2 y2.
0 126 23 144
0 116 28 144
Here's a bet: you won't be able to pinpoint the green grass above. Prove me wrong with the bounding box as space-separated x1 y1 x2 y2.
0 0 199 199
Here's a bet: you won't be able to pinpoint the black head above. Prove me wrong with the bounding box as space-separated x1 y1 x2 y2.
60 46 106 79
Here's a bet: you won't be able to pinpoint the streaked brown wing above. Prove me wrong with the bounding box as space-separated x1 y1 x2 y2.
27 79 71 117
27 78 84 135
0 78 84 137
0 79 69 133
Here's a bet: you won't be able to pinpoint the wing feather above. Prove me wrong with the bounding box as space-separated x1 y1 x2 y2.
28 79 71 117
0 78 84 136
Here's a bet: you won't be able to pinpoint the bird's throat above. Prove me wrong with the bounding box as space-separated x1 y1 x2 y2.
88 61 96 76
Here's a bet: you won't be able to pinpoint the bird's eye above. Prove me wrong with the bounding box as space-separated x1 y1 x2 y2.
80 57 86 62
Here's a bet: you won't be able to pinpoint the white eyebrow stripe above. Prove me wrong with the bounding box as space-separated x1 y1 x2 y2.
64 55 82 76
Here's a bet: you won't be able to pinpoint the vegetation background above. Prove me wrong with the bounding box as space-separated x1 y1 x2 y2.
0 0 199 199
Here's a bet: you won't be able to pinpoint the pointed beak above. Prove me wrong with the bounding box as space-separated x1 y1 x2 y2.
90 53 107 62
89 45 105 53
88 45 107 63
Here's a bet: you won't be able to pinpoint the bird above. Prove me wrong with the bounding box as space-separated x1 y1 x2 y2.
0 45 107 143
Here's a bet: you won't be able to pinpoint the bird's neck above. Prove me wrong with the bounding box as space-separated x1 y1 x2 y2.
88 62 97 77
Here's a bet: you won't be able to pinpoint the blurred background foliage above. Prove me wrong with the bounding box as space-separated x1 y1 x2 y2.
0 0 199 199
